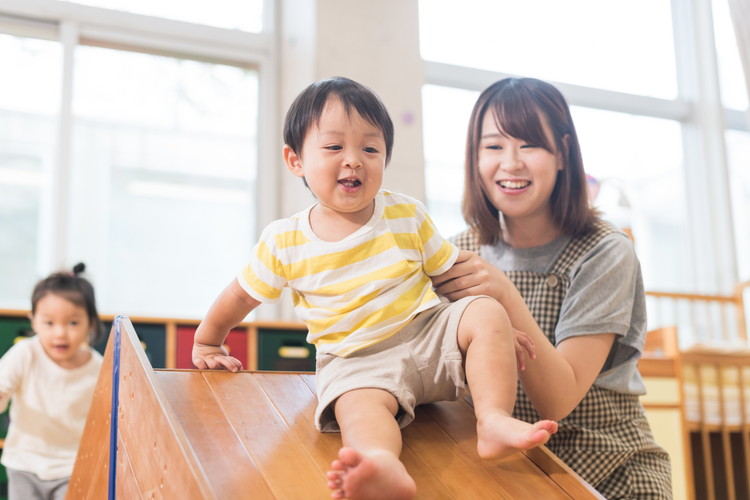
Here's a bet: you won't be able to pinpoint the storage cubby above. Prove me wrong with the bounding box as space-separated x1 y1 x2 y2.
0 307 310 493
257 326 315 372
99 321 168 368
175 325 248 369
0 309 310 372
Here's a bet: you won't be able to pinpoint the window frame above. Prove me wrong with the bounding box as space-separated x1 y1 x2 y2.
0 0 279 280
421 0 748 293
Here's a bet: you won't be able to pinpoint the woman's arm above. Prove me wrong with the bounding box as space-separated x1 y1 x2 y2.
432 250 615 420
192 278 261 372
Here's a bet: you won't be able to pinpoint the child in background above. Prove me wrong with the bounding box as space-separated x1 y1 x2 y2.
192 77 557 500
0 263 104 500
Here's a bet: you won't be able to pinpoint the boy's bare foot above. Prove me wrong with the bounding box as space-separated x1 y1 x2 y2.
326 447 416 500
476 413 558 459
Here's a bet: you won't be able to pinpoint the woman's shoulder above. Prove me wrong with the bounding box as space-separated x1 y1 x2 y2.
449 228 481 253
567 223 640 281
568 220 635 258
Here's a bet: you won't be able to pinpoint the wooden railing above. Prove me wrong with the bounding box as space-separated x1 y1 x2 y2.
646 281 750 345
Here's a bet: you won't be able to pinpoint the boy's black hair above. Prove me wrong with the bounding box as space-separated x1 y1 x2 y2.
283 77 395 164
31 262 104 345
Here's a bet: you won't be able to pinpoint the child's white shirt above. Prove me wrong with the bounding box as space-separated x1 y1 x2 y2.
0 336 103 480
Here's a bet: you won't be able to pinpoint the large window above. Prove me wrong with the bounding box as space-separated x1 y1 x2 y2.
419 0 677 99
420 0 749 296
571 108 686 290
65 0 264 32
0 33 61 308
0 2 271 318
713 0 748 110
69 47 259 317
727 130 750 279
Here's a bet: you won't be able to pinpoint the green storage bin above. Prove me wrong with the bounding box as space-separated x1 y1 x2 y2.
98 322 166 368
0 318 28 450
0 450 6 499
0 318 33 356
257 329 315 372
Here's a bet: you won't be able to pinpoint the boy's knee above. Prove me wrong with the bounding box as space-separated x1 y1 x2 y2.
465 297 509 325
334 388 399 416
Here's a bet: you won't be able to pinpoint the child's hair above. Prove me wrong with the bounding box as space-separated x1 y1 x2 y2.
283 76 395 164
462 77 598 245
31 262 104 345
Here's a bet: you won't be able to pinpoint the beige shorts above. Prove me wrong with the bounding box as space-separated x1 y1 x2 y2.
314 296 484 432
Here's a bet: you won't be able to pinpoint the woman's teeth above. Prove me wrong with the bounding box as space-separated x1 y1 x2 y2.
499 180 530 189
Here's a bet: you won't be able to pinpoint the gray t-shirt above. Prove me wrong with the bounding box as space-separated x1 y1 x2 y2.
481 229 647 395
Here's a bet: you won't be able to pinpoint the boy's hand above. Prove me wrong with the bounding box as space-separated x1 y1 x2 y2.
192 343 243 372
513 328 536 371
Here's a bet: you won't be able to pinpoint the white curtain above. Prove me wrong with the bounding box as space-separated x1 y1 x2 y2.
729 0 750 122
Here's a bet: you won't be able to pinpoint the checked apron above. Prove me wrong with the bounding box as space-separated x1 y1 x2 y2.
454 221 672 499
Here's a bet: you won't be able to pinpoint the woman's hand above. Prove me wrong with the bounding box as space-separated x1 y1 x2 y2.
432 250 510 303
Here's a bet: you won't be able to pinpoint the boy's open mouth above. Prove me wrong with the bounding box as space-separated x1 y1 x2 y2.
339 178 362 187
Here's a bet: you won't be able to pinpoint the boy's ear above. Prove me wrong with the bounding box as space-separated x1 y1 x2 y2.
283 145 305 178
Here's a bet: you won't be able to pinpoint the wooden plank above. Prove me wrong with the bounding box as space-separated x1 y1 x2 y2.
115 434 144 500
251 372 340 469
301 373 598 499
639 357 678 378
402 410 519 498
165 321 177 369
71 320 603 499
524 446 606 500
156 371 275 499
68 326 115 499
246 325 258 370
202 371 332 499
117 320 215 500
421 399 577 499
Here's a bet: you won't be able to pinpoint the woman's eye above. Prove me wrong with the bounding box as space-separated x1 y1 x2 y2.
484 144 501 150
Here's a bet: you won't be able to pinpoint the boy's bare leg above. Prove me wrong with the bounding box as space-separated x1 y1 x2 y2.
326 388 416 500
458 298 558 459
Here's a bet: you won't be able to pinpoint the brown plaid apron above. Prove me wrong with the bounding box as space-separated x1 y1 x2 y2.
453 221 672 499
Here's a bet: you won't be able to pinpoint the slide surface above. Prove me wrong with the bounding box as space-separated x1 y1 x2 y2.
68 319 603 499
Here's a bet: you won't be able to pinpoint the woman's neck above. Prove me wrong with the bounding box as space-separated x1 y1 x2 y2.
501 213 563 249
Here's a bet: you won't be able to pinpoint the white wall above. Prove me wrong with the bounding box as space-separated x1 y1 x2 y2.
279 0 424 217
269 0 424 320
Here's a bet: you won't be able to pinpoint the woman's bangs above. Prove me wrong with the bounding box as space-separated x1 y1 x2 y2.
494 100 552 151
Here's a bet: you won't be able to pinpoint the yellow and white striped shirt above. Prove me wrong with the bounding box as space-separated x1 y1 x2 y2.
238 191 458 356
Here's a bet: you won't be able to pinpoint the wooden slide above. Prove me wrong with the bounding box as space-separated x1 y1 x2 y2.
68 317 603 499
